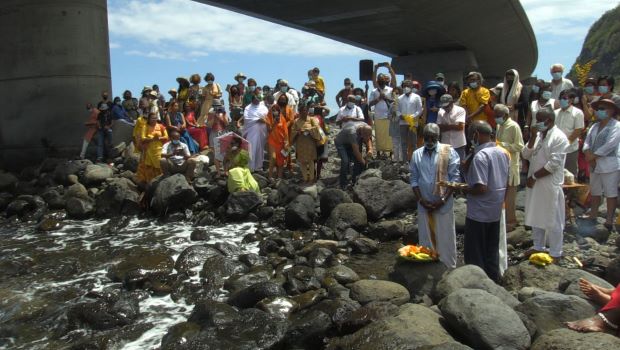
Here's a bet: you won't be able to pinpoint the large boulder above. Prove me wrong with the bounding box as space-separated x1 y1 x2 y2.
284 194 316 229
514 291 596 335
53 159 92 185
349 280 410 306
502 260 566 292
223 191 262 221
83 164 114 185
531 328 620 350
95 177 141 217
368 220 408 241
150 174 198 215
605 256 620 285
434 265 519 307
107 248 175 287
389 261 448 303
67 294 140 331
326 203 367 232
174 245 222 276
276 180 304 206
319 188 352 219
352 177 415 220
0 171 18 191
66 197 95 219
228 281 287 308
187 308 289 350
326 303 454 350
439 289 531 350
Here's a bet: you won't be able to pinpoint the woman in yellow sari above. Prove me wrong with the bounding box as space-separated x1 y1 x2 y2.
136 112 168 185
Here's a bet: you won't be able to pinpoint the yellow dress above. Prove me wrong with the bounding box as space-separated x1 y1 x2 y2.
136 123 168 183
132 116 147 152
459 87 490 122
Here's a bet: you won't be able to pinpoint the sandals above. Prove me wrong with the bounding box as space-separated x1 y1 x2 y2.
578 214 596 221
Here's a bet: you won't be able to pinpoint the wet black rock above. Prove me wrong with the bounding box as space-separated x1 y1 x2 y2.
188 300 240 327
276 180 304 206
67 294 140 331
228 281 287 308
95 177 141 217
0 171 18 191
283 309 332 349
201 255 248 291
36 217 63 232
348 237 379 254
389 261 448 303
223 191 262 221
308 247 333 268
224 268 273 295
212 241 242 256
53 159 92 185
174 245 223 276
190 228 210 241
151 174 198 215
41 187 66 209
256 296 299 319
186 308 289 350
107 248 175 287
284 265 322 295
368 220 407 241
605 256 620 285
65 197 95 219
161 321 201 350
238 253 265 267
285 194 316 229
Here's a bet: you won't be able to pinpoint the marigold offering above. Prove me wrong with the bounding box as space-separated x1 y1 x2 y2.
398 245 438 262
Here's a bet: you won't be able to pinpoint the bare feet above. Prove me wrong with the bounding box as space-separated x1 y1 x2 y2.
565 315 606 333
579 278 612 306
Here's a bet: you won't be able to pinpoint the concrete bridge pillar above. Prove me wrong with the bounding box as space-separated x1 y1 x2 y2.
0 0 111 170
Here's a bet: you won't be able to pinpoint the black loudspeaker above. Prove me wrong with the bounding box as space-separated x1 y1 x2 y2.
359 59 374 81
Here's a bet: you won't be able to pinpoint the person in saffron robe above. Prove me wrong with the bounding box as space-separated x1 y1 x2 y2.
136 113 168 185
266 102 290 179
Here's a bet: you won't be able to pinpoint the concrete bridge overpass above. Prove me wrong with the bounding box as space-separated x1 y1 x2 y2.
0 0 537 169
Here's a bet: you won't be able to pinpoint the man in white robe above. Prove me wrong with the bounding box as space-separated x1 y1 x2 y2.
522 107 569 260
242 88 268 171
410 123 461 268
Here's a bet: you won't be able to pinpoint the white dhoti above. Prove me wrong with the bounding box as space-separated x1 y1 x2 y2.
499 208 508 275
417 203 456 268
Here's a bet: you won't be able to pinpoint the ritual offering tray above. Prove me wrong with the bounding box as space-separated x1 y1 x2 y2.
397 245 438 263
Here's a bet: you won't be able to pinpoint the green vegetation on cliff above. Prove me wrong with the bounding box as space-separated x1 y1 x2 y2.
568 4 620 87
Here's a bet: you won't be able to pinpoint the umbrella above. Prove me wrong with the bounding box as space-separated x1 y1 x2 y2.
216 132 251 158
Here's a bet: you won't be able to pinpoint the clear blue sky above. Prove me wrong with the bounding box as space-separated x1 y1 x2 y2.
107 0 619 113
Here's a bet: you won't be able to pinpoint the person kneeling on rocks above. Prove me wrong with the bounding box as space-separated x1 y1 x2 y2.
566 278 620 334
226 143 260 194
160 130 197 182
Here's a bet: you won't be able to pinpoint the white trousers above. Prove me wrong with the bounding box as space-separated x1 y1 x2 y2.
531 214 564 259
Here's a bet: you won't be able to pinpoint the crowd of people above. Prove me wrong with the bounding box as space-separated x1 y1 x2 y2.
81 62 620 333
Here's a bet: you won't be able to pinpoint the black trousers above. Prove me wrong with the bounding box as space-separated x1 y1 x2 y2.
464 218 500 282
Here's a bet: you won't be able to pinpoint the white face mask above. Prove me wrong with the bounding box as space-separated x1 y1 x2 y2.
404 87 412 94
428 89 437 96
346 102 355 108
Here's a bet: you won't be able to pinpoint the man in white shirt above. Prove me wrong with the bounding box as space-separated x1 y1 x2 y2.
337 95 365 127
369 73 394 155
550 63 574 100
160 130 197 182
554 89 585 176
522 108 569 261
437 94 467 160
396 80 423 161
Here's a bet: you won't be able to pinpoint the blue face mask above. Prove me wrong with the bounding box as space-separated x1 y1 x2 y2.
536 122 547 132
596 109 609 120
598 86 609 94
541 91 552 100
552 72 563 80
531 85 540 93
584 86 595 95
469 82 479 89
495 117 505 126
559 98 570 109
280 86 288 93
172 140 180 145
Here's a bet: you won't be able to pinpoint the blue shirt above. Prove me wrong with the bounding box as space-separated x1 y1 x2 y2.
111 104 131 122
410 144 461 214
465 142 509 222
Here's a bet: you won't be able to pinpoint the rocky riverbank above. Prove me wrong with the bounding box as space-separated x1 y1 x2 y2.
1 145 620 349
